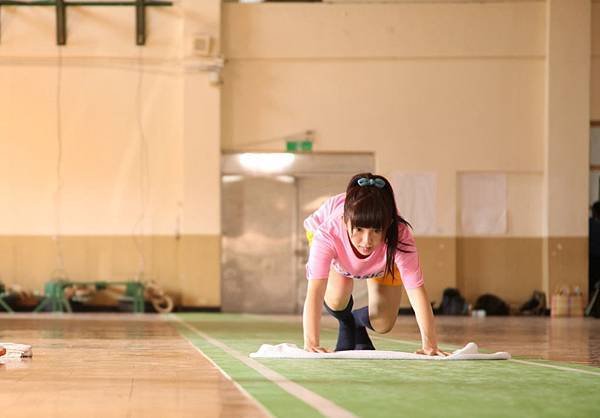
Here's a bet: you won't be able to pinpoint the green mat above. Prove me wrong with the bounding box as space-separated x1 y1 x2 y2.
173 313 600 418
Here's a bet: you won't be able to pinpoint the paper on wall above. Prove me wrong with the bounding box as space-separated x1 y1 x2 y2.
459 173 507 235
389 172 437 235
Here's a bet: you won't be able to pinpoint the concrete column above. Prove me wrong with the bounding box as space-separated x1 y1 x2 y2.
543 0 591 297
179 0 222 306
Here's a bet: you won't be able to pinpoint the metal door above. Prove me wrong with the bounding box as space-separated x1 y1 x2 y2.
221 153 374 313
293 175 369 313
221 176 297 313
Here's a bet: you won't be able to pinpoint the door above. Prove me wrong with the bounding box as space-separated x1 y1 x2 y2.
293 175 370 313
221 176 297 313
221 152 374 313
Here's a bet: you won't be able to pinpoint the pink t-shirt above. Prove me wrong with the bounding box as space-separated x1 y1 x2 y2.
304 193 424 289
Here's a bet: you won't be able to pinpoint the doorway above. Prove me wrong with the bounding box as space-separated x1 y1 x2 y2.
221 152 374 313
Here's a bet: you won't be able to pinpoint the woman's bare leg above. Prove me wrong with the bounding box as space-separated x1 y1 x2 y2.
365 280 403 334
323 270 353 310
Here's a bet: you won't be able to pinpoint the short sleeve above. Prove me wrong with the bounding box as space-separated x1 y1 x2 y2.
305 231 336 280
394 224 424 289
303 194 341 233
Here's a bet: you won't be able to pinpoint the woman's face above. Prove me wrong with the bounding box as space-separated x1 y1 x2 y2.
345 221 384 256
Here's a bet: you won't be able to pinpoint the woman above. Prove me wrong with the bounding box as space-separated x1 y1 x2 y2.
303 173 448 356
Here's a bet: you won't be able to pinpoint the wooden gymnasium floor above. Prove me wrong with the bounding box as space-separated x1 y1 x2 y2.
1 312 599 418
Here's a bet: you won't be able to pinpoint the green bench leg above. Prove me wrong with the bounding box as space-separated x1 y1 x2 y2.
125 282 145 313
134 285 144 313
0 295 14 313
34 280 72 313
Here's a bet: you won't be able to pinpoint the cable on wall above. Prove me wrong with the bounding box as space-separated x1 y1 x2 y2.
52 44 68 280
131 46 150 282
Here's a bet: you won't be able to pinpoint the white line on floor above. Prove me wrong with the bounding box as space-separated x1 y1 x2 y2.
181 335 275 418
170 315 357 418
509 359 600 376
163 315 275 418
373 334 600 376
372 334 600 375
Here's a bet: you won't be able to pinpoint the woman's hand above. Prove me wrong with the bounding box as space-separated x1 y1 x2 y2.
415 346 450 356
304 344 332 353
303 278 329 354
405 286 450 357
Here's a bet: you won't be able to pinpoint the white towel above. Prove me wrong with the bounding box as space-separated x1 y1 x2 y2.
250 342 510 360
0 342 33 364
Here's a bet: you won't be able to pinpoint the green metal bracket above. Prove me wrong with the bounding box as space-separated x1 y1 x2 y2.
56 0 65 45
0 292 14 313
0 0 173 46
135 0 144 46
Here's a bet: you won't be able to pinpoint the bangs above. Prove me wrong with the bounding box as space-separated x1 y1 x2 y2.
344 195 392 230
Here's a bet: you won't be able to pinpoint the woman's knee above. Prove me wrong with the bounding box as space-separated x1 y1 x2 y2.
324 294 352 311
369 314 397 334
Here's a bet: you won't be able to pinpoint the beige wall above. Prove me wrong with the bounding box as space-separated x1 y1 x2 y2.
543 0 590 295
222 0 591 305
457 238 543 305
222 1 557 304
0 0 593 308
591 1 600 120
0 235 220 306
0 1 222 306
222 1 546 237
415 237 456 306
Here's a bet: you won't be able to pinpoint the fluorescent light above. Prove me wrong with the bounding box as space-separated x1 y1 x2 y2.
238 153 295 174
275 175 295 184
222 175 243 183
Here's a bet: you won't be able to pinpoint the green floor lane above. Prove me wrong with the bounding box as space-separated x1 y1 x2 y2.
175 313 600 418
175 321 324 418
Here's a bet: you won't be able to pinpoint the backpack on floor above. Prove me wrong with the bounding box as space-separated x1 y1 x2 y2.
438 288 469 315
474 293 510 316
519 290 547 315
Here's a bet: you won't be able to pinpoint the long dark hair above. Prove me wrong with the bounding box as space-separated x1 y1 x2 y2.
343 173 413 280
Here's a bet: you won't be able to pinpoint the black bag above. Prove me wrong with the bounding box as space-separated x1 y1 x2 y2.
519 290 546 315
474 293 510 316
438 288 469 315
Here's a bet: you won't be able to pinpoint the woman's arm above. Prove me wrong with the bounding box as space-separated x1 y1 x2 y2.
405 285 449 356
303 278 330 353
